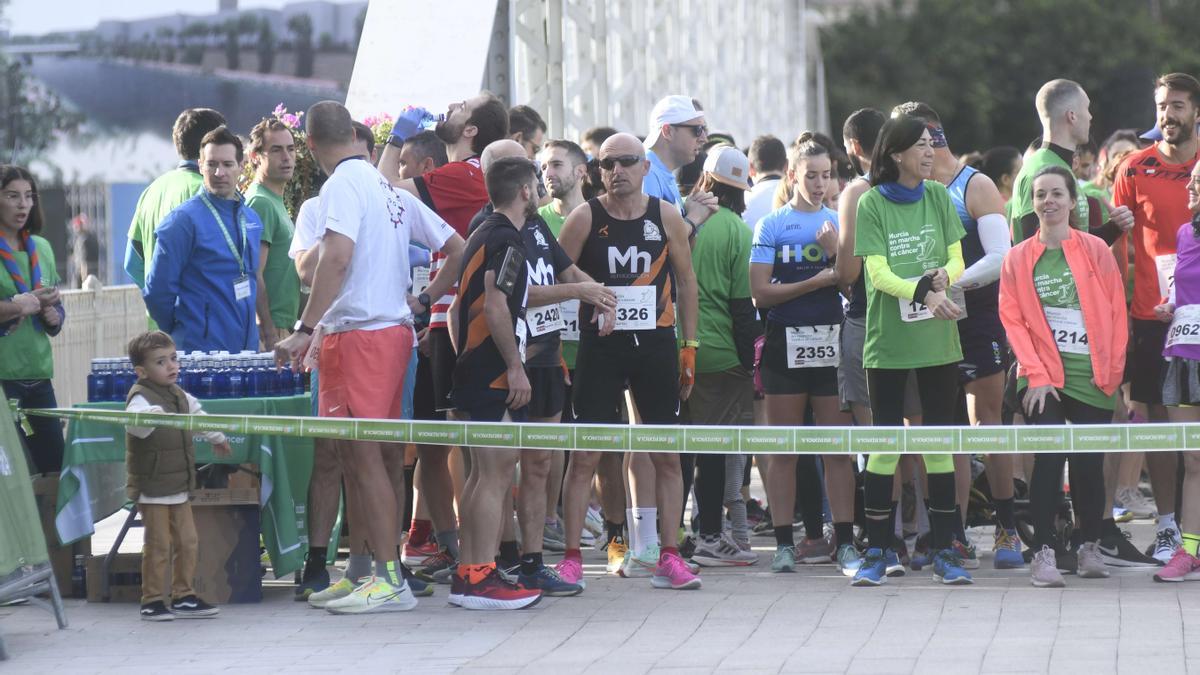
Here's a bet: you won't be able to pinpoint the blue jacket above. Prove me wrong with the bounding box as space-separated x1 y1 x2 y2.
144 191 262 352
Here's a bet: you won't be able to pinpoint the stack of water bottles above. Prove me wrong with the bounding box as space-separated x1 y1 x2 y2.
87 351 306 403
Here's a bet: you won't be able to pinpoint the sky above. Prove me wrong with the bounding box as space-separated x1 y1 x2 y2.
4 0 360 36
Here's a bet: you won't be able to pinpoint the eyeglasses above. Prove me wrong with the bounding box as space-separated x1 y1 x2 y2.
599 155 643 171
671 123 708 138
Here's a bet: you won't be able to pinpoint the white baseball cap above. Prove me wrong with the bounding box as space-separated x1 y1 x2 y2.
645 95 703 148
703 145 751 191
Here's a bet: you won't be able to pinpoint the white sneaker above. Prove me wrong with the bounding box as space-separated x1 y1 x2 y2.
1153 527 1182 565
324 577 417 614
307 577 356 609
581 528 597 548
584 506 605 537
619 546 659 578
1116 487 1157 520
691 533 759 567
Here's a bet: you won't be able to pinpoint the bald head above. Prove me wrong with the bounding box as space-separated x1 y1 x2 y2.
1036 79 1087 121
599 132 644 158
480 139 527 172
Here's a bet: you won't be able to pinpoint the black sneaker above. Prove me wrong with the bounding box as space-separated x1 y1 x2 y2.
140 600 174 622
170 595 220 618
1055 547 1078 575
1098 528 1160 568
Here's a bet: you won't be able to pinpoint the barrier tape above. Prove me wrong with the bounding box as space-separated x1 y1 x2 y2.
22 407 1200 455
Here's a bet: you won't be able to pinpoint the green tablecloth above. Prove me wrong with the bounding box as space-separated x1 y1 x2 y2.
55 396 314 579
0 397 48 575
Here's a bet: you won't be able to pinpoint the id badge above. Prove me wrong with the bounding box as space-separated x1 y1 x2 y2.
233 275 251 301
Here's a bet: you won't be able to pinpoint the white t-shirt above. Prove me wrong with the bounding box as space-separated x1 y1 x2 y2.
742 176 782 232
287 196 322 260
318 158 455 332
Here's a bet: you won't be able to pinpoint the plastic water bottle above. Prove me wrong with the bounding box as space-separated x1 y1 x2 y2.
276 361 293 397
112 358 133 401
228 354 246 399
404 105 444 130
199 357 216 399
252 355 270 396
213 352 231 399
292 363 304 396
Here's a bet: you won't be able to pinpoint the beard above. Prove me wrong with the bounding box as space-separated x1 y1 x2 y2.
434 118 464 146
523 195 539 221
1164 116 1197 145
550 176 577 200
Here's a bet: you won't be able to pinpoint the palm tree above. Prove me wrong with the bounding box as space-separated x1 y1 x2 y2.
286 13 313 78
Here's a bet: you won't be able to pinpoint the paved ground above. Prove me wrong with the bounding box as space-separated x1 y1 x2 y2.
3 518 1199 674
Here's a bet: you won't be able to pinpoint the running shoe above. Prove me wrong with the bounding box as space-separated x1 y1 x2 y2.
692 533 759 567
1115 486 1157 519
619 546 659 578
651 551 702 590
448 573 465 606
1154 548 1200 582
1056 547 1078 574
851 548 887 587
543 522 566 552
460 568 542 611
746 498 769 527
884 548 906 577
1077 541 1110 579
518 565 584 596
584 506 605 538
581 528 597 548
909 533 932 571
308 577 355 609
993 528 1024 569
679 534 697 560
1098 528 1160 568
932 549 973 585
553 556 586 588
416 549 458 583
1112 506 1134 523
771 545 797 573
400 562 434 597
325 577 417 615
294 566 331 601
836 543 862 577
1030 546 1065 588
1153 527 1182 565
498 562 521 585
796 535 833 564
140 600 174 622
606 538 628 575
402 539 439 566
952 540 980 570
892 536 911 568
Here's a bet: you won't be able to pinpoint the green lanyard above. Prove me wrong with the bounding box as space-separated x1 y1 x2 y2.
200 192 250 276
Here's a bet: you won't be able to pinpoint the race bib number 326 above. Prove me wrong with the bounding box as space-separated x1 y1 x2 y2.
611 286 655 331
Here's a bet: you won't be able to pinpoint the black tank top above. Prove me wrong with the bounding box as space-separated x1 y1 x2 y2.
577 196 674 331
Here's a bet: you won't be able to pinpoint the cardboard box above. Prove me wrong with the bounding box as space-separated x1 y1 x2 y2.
86 489 262 603
32 475 91 598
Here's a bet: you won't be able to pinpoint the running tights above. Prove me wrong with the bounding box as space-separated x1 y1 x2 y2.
1024 391 1109 547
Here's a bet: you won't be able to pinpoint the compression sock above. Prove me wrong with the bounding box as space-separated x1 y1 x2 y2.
926 472 959 551
1183 533 1200 557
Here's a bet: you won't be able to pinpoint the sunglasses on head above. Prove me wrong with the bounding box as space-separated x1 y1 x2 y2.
599 154 643 170
672 123 708 138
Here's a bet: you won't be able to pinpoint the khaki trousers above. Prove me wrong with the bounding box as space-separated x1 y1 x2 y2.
138 501 197 604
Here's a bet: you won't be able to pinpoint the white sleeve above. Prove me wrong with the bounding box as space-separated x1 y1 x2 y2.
321 176 363 243
186 393 228 445
125 394 162 439
406 192 455 252
288 197 322 259
955 212 1010 290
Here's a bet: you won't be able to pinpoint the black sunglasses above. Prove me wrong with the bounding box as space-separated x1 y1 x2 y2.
671 123 708 138
599 155 643 170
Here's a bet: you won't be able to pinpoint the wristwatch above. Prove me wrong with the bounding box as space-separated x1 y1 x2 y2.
386 135 405 149
417 292 432 310
293 320 315 335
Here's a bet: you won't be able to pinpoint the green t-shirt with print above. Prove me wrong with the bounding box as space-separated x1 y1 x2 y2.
245 183 301 329
1009 149 1092 244
0 236 61 380
690 206 752 374
1018 247 1116 411
854 181 966 369
538 202 577 369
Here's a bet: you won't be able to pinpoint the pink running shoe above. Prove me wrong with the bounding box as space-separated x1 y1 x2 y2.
651 551 702 590
553 556 586 589
1154 548 1200 582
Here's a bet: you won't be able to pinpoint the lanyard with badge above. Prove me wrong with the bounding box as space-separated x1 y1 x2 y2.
200 192 251 301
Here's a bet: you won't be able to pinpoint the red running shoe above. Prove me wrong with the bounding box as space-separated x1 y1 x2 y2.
402 539 439 566
460 568 542 611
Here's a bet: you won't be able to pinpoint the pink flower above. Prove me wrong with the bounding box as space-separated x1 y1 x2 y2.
273 103 287 116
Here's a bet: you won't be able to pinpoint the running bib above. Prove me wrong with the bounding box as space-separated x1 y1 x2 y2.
898 278 966 322
1167 304 1200 348
527 304 565 337
412 266 431 295
611 286 655 330
785 324 840 368
1044 306 1089 355
561 300 580 341
1157 254 1177 300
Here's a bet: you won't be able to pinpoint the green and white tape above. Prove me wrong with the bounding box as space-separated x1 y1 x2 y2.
23 407 1200 455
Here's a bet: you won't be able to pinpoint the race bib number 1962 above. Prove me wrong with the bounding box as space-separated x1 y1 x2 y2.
1167 304 1200 349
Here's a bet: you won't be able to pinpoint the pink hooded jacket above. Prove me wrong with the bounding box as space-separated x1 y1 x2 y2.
998 228 1128 395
